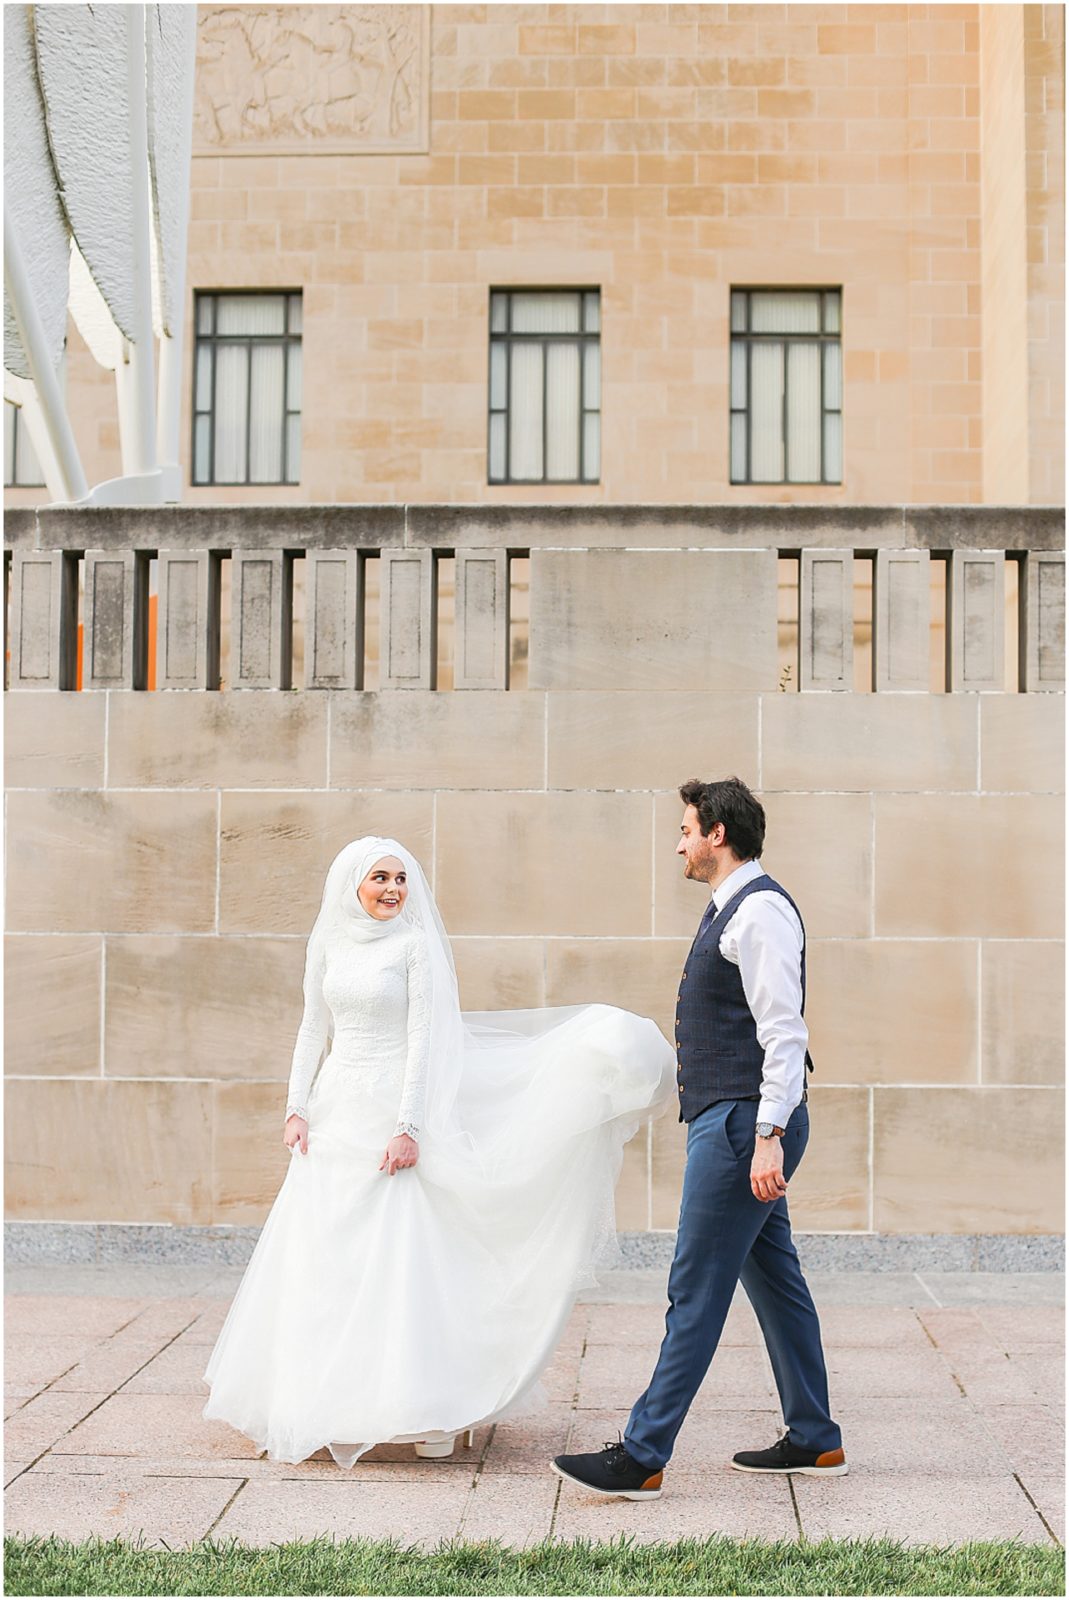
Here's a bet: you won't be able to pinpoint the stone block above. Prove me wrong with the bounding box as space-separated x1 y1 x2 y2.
787 1087 870 1231
799 549 853 691
875 794 1063 937
980 692 1065 793
981 940 1065 1086
329 691 544 789
651 1113 685 1229
546 939 689 1039
529 551 778 691
213 1081 291 1223
454 549 509 689
305 550 363 689
4 1079 214 1223
6 791 217 934
104 936 305 1080
451 938 545 1010
83 552 149 691
762 693 978 792
547 692 758 791
435 791 653 936
219 791 434 934
4 692 105 788
1020 552 1064 692
806 939 978 1084
614 1129 651 1231
4 935 102 1076
654 790 872 940
873 549 930 691
948 550 1005 692
873 1086 1064 1232
156 551 221 691
107 692 328 788
9 552 78 690
231 550 293 689
379 549 436 689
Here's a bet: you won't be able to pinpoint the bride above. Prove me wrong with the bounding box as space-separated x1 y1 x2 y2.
202 835 675 1467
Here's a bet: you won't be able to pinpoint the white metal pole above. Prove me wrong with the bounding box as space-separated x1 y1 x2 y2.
155 11 197 489
3 211 88 503
124 2 158 477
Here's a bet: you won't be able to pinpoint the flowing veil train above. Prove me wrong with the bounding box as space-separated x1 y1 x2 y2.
202 837 676 1466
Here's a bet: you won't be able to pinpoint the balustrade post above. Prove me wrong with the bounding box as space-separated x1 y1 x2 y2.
798 549 853 691
156 550 221 690
948 549 1004 692
231 550 293 690
305 550 364 690
1020 551 1065 692
9 551 78 690
83 551 149 690
873 549 930 691
454 550 509 690
380 549 436 690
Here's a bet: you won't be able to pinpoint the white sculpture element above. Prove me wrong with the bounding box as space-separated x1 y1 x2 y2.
3 3 196 505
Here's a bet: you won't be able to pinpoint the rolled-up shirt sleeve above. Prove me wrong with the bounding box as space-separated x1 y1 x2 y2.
720 893 808 1129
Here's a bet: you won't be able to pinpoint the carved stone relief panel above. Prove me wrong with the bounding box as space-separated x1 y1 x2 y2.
194 5 429 155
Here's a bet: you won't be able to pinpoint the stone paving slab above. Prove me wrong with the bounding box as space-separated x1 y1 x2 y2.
4 1268 1063 1550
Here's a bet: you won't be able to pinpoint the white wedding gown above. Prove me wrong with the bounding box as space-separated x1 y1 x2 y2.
202 923 675 1466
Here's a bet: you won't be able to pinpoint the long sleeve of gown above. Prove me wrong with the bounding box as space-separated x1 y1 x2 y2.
285 946 329 1122
394 935 431 1140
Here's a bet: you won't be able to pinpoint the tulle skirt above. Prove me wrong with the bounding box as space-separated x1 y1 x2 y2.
202 1003 675 1466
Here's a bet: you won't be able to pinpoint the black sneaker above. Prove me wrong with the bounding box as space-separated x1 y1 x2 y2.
552 1437 664 1500
732 1432 847 1476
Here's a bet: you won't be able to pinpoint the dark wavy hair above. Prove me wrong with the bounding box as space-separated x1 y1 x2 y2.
678 777 765 861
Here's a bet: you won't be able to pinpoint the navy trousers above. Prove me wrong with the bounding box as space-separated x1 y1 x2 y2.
624 1097 841 1471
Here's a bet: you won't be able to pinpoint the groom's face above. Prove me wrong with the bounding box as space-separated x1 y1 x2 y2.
677 805 718 882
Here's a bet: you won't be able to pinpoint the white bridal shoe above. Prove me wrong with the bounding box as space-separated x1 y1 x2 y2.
414 1429 475 1459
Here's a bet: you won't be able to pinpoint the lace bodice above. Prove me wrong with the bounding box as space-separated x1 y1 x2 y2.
285 926 431 1140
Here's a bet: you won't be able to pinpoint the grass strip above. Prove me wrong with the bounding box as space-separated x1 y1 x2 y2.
4 1533 1065 1597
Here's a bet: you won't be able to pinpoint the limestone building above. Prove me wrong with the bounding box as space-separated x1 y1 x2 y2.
5 4 1065 1250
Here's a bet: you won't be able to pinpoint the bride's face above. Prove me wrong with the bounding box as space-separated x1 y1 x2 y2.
357 857 408 920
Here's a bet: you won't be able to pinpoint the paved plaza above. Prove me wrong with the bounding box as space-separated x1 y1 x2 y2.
3 1262 1063 1552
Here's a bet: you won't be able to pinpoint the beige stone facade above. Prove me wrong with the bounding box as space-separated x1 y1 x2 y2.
3 6 1064 1239
3 3 1065 508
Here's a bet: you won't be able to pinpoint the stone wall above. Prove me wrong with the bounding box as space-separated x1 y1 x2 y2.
4 507 1065 1236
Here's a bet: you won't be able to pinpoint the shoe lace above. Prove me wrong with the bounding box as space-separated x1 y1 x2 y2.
600 1436 631 1474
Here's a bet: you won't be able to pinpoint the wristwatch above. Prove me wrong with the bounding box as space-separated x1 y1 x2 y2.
756 1121 786 1139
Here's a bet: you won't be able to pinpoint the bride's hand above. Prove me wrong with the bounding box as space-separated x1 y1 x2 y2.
380 1134 418 1176
283 1114 309 1155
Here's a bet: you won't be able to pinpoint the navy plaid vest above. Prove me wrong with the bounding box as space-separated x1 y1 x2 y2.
674 872 814 1125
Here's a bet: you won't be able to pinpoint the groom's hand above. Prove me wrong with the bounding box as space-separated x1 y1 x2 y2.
751 1137 787 1203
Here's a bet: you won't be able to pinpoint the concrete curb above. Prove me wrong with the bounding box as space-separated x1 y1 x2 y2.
4 1222 1064 1271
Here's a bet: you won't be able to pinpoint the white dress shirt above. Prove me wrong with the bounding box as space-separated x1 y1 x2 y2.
706 857 809 1130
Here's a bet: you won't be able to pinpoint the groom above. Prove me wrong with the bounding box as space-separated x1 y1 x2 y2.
553 777 844 1499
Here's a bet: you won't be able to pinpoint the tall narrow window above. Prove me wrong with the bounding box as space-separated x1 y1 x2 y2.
4 401 45 487
730 289 842 485
192 291 302 486
488 289 601 484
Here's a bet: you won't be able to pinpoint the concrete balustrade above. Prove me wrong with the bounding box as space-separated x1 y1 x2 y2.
799 549 854 691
